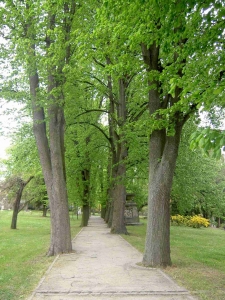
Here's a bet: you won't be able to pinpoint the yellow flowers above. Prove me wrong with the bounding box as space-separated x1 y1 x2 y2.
171 215 210 228
171 214 187 226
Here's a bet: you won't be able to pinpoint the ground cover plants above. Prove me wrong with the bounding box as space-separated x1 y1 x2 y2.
123 219 225 300
0 210 81 300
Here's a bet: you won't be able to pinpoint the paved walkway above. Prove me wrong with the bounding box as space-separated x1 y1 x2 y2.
28 216 197 300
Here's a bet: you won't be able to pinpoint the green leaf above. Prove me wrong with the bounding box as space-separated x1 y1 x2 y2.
213 88 223 95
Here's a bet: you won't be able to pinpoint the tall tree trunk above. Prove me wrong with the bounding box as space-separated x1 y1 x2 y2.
47 105 72 255
11 176 34 229
80 168 90 227
29 61 72 255
141 42 187 266
104 150 113 225
80 134 91 227
103 171 114 228
24 1 76 255
143 124 183 267
28 41 72 256
81 204 89 227
107 198 114 228
101 206 106 219
44 10 72 256
111 78 128 234
111 163 127 234
104 194 111 224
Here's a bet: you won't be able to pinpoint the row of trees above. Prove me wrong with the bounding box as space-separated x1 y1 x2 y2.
0 0 224 266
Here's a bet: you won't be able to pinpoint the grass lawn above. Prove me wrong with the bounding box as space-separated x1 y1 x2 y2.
123 219 225 300
0 210 81 300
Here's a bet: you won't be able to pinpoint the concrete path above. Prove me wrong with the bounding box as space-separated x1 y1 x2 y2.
28 216 197 300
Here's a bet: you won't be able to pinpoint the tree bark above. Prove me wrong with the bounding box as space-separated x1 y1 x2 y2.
104 196 111 224
143 124 183 267
29 64 72 255
11 176 34 229
20 1 77 255
47 105 72 255
81 204 89 227
43 205 48 217
111 168 127 234
107 198 114 228
110 78 128 234
79 135 91 227
101 206 106 219
141 42 187 266
27 26 72 256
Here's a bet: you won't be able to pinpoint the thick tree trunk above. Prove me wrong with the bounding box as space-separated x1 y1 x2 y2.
111 188 126 233
11 176 34 229
29 49 72 256
107 199 114 228
110 78 128 234
105 186 114 226
143 124 183 267
25 3 76 256
101 206 106 219
80 167 90 227
141 42 188 267
81 204 89 227
104 199 111 224
47 105 72 256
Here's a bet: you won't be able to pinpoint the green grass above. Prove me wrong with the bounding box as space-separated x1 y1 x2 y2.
123 219 225 300
2 212 225 300
0 210 81 300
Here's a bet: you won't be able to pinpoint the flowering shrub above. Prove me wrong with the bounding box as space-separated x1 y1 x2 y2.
171 215 187 226
171 214 210 228
186 215 210 228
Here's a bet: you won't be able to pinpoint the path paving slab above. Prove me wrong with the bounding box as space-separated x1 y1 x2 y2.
28 216 197 300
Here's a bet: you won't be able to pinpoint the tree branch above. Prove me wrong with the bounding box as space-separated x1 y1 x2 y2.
75 109 109 119
19 197 35 212
93 57 106 68
23 176 34 186
129 102 148 122
91 75 108 88
73 121 112 145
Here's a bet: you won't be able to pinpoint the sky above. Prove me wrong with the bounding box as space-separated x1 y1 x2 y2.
0 100 25 159
0 136 10 159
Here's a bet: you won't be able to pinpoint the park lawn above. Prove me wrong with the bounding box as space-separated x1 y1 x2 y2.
123 219 225 300
0 210 81 300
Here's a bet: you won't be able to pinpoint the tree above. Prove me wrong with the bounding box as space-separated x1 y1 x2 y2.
65 84 109 227
0 121 48 226
94 0 225 266
74 3 148 233
10 176 34 229
0 0 79 255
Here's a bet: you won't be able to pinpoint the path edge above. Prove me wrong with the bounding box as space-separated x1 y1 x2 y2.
27 227 84 300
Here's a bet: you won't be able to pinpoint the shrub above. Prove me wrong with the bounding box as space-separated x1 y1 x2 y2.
171 214 210 228
187 215 210 228
171 214 187 226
